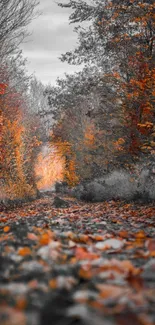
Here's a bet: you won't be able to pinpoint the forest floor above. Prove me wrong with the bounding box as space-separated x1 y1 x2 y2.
0 194 155 325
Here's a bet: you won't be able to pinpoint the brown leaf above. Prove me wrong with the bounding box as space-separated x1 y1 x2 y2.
135 230 146 239
15 297 27 310
96 284 128 300
18 247 32 256
75 247 99 260
3 226 10 233
79 265 92 279
27 232 38 241
146 239 155 256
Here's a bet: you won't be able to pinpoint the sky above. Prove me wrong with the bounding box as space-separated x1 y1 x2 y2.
20 0 82 85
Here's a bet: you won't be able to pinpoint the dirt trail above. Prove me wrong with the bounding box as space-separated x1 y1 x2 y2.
0 195 155 325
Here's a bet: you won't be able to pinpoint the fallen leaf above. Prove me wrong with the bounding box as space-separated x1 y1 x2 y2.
96 283 128 300
39 233 51 245
95 238 124 250
28 280 38 289
27 233 38 241
15 297 27 310
75 247 99 260
3 226 10 233
49 279 57 289
79 265 92 279
135 230 146 239
18 247 32 256
0 307 26 325
68 240 76 248
118 230 129 238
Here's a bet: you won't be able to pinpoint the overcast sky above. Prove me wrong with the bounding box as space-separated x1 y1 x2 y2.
20 0 82 85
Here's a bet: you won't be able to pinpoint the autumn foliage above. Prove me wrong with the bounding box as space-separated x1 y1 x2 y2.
0 73 41 200
98 0 155 156
47 0 155 185
51 135 79 186
1 0 155 199
0 0 44 201
35 146 65 190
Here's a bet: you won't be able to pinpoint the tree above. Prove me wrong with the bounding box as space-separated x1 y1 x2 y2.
58 0 155 159
0 0 45 201
0 51 44 201
28 77 53 137
47 66 125 182
58 1 155 69
0 0 39 60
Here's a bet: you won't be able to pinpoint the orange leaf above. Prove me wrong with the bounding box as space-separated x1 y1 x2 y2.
96 284 126 299
3 226 10 233
49 279 57 289
75 247 98 260
18 247 32 256
119 230 129 238
27 232 38 241
16 297 27 310
135 230 146 239
39 233 51 245
78 265 92 279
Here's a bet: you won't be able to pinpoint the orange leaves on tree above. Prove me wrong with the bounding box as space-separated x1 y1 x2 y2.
35 147 64 191
146 239 155 257
104 0 155 158
114 138 125 151
84 123 96 148
112 71 121 79
0 76 41 200
51 137 79 186
65 156 79 186
0 83 8 95
124 55 155 154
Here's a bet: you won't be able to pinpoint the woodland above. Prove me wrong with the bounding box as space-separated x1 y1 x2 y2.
0 1 155 325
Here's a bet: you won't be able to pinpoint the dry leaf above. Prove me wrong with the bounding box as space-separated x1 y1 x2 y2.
18 247 32 256
3 226 10 233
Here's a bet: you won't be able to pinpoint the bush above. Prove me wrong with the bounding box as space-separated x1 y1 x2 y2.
67 165 155 202
103 170 138 201
136 164 155 201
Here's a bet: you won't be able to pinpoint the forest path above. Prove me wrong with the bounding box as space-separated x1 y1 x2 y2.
0 195 155 325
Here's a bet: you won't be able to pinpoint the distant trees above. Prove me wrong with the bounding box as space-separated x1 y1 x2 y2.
28 77 53 136
46 67 124 183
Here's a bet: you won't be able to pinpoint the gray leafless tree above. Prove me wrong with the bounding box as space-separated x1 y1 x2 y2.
0 0 39 60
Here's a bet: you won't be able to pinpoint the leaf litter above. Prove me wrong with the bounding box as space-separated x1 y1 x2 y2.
0 195 155 325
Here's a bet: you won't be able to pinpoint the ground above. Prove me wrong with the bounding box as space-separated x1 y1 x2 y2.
0 194 155 325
